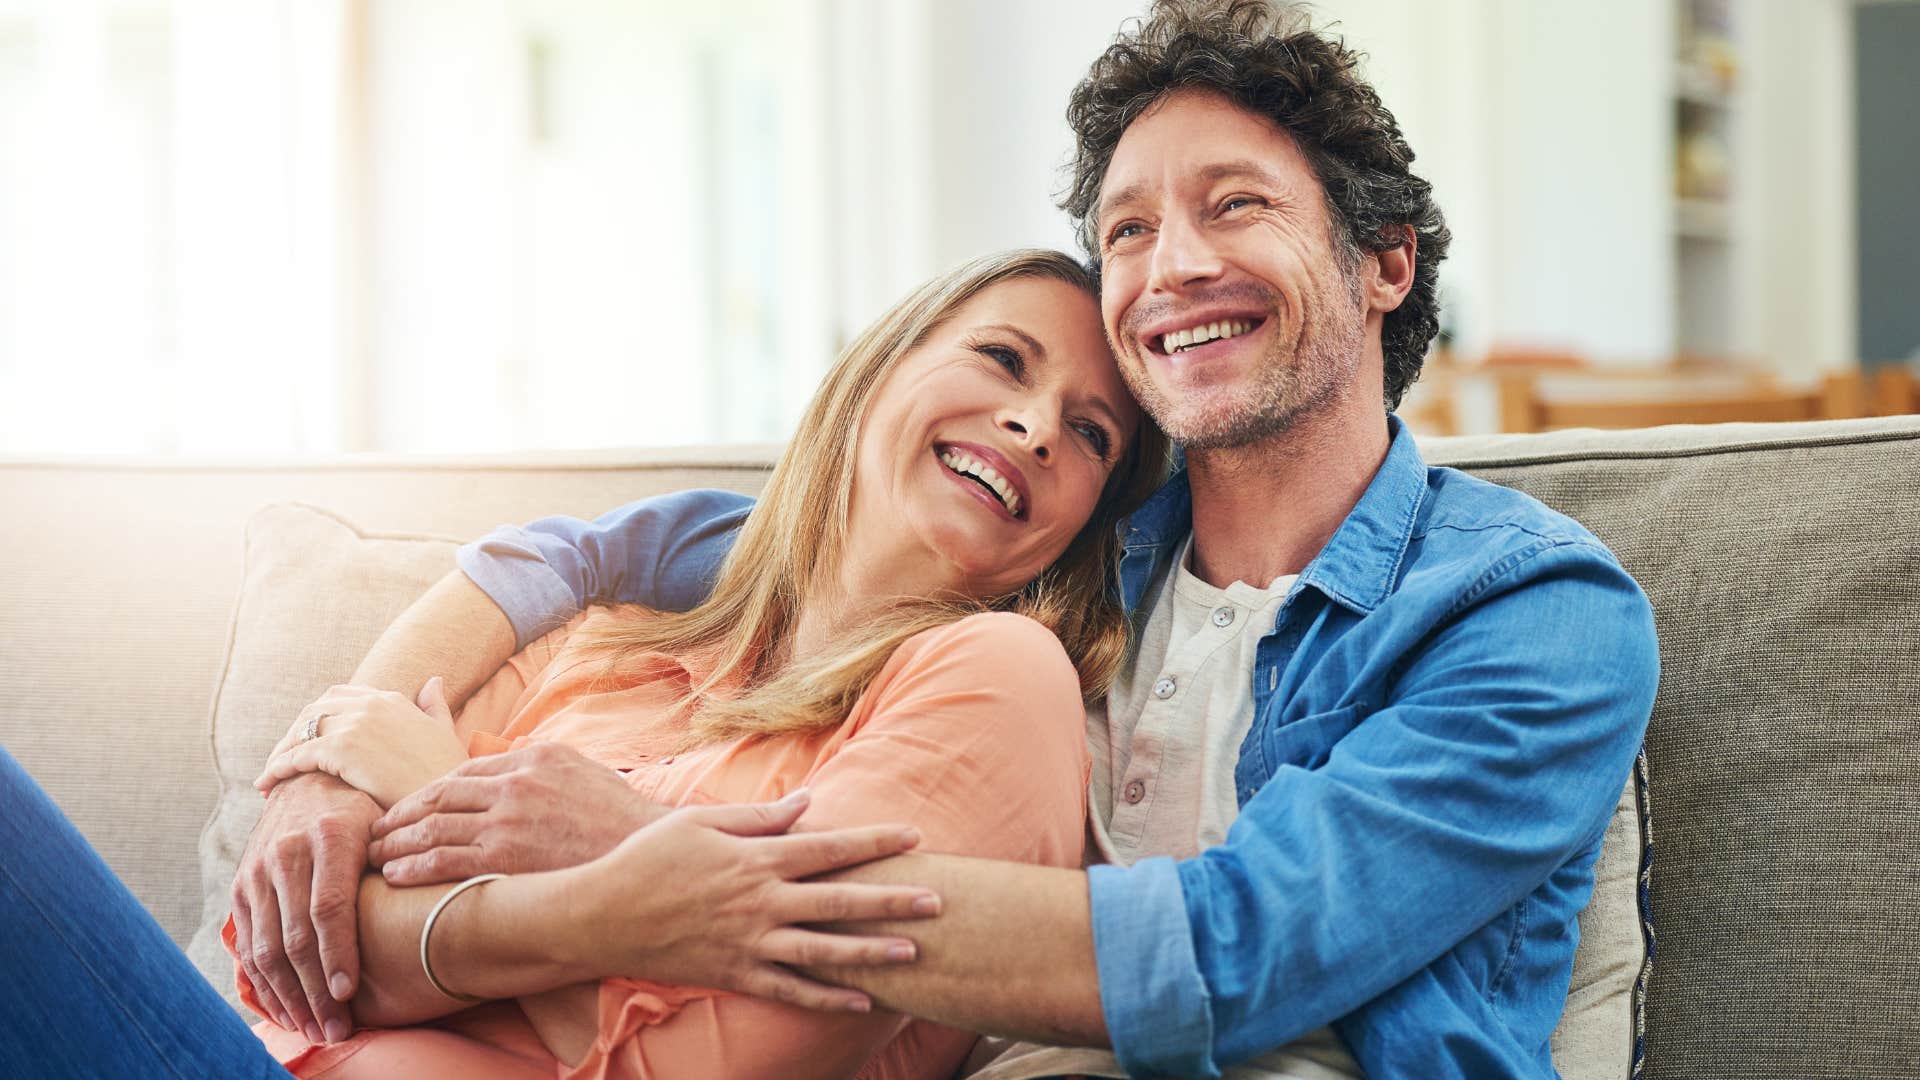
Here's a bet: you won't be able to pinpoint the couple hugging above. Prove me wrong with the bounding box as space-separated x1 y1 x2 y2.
0 3 1657 1078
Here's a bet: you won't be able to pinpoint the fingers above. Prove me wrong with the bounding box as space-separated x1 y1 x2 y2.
415 676 454 724
678 788 812 838
756 926 917 969
737 963 873 1014
770 881 942 925
367 811 484 866
254 741 335 791
307 819 363 1008
230 879 294 1031
259 842 325 1044
374 776 500 837
757 823 922 878
380 844 489 887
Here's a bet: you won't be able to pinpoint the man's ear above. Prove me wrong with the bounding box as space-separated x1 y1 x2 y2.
1366 225 1417 314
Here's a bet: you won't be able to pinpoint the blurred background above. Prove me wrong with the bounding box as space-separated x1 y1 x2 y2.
0 0 1915 456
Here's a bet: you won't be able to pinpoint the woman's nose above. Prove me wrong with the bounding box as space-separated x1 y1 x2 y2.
1000 413 1052 462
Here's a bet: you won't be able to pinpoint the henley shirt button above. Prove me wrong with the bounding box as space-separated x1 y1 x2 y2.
1211 605 1235 627
1124 779 1146 804
1152 676 1177 699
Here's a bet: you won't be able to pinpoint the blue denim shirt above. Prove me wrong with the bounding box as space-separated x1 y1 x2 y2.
458 418 1658 1079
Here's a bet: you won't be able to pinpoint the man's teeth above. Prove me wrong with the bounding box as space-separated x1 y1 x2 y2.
1160 318 1256 354
939 450 1022 516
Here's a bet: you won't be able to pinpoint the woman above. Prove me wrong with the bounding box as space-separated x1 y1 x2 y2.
0 249 1169 1079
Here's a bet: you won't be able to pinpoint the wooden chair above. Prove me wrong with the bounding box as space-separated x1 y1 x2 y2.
1495 368 1855 434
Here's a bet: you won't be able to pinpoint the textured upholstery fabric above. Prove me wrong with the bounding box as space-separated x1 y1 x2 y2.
1420 418 1920 1079
0 448 775 946
182 504 462 1002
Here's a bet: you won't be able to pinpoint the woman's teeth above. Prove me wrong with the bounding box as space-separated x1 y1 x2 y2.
939 450 1021 517
1160 318 1256 354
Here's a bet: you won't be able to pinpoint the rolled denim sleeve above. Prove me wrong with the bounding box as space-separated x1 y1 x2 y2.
1089 541 1658 1076
456 488 754 649
1088 857 1217 1077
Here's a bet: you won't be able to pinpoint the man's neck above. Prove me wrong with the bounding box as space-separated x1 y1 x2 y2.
1183 406 1392 591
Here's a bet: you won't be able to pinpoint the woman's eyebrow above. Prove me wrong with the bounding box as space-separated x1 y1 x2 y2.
978 321 1127 434
977 322 1048 361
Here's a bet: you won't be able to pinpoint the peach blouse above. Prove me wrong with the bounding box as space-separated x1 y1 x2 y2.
228 609 1091 1079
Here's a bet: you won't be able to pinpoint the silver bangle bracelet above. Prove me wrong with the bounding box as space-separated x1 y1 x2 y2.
419 872 507 1003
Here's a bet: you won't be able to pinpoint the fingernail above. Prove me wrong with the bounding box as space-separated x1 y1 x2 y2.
330 972 351 1000
897 827 921 847
782 787 810 803
912 894 941 916
887 943 915 962
305 1023 324 1045
847 998 871 1013
324 1019 349 1043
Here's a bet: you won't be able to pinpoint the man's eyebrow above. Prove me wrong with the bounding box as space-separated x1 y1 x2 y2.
1096 181 1150 228
1197 159 1290 189
1097 159 1292 226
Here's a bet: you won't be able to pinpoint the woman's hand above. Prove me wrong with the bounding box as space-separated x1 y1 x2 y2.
550 789 941 1013
255 679 467 810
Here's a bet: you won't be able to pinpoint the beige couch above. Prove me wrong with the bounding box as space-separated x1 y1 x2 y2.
4 417 1917 1079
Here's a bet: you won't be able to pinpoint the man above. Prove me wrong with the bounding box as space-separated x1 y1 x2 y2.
235 3 1657 1076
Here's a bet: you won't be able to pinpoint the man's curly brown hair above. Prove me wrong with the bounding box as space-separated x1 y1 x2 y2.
1063 0 1450 411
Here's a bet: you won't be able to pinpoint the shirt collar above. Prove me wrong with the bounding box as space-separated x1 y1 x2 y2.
1122 416 1427 615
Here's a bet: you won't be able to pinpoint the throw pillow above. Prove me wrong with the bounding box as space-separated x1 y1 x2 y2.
185 503 460 1002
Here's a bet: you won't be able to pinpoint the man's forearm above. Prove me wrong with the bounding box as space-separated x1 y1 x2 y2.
348 570 517 705
804 853 1110 1048
349 868 592 1027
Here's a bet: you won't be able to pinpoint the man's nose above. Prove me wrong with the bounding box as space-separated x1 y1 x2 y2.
1146 216 1224 294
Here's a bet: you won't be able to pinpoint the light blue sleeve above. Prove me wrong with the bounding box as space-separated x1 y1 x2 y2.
1089 541 1659 1077
455 488 755 649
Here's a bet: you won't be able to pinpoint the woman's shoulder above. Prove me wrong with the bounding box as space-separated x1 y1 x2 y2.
901 610 1069 661
882 611 1079 700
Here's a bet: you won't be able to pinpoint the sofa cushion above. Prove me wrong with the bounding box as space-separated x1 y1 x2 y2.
1421 418 1920 1078
185 503 460 1001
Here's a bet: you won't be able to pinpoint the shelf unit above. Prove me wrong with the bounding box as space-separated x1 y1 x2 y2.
1671 0 1740 357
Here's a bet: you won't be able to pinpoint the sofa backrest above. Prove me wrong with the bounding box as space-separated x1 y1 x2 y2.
4 415 1916 1077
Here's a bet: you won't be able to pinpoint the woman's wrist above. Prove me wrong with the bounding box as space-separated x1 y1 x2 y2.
431 869 606 997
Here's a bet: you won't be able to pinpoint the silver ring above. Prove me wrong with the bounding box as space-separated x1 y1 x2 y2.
301 715 322 742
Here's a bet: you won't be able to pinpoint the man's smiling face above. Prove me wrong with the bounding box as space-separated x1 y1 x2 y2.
1093 88 1371 450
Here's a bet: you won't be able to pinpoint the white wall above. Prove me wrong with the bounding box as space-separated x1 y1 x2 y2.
913 0 1852 382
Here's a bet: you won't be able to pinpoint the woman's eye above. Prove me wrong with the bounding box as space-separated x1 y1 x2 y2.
1076 421 1113 459
981 344 1023 376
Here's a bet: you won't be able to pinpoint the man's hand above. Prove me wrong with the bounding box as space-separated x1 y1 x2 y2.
368 742 662 885
553 790 941 1013
232 771 380 1046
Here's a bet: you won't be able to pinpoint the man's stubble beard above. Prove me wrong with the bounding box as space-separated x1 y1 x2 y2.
1120 267 1367 452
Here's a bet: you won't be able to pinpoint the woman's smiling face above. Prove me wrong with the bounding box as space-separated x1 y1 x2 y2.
844 275 1141 601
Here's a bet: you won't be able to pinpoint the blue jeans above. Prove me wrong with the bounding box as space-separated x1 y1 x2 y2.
0 748 290 1078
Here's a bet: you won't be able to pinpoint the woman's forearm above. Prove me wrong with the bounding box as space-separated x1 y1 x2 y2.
349 868 597 1027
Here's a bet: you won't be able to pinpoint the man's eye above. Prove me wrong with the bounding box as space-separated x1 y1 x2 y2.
1106 222 1145 247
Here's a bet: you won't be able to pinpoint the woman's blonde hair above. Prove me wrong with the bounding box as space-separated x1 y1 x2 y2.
574 249 1171 746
